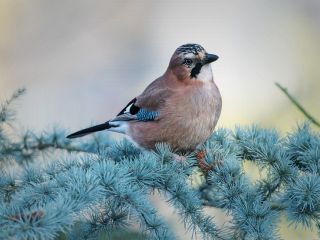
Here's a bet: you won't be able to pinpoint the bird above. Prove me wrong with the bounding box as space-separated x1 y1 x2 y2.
67 43 222 153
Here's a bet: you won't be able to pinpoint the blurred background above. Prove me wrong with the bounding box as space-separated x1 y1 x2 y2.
0 0 319 239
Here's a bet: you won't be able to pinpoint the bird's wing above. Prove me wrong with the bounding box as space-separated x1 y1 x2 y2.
113 83 173 122
67 79 174 138
113 97 158 122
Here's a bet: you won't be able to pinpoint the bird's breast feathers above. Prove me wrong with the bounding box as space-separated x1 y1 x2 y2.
127 81 221 151
165 81 220 117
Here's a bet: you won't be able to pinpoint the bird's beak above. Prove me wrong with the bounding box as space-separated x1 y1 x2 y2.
203 53 219 65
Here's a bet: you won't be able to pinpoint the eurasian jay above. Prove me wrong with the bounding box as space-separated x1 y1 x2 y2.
67 44 222 153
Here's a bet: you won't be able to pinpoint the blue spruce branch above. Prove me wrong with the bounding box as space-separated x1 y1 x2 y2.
1 89 320 239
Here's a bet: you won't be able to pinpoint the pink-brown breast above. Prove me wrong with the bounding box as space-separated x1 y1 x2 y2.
128 81 222 152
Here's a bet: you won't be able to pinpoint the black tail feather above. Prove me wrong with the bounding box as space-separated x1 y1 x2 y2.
66 122 111 139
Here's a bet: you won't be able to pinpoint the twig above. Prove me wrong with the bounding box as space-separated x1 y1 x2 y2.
275 82 320 128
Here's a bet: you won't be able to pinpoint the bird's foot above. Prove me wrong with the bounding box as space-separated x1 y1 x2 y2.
196 150 223 175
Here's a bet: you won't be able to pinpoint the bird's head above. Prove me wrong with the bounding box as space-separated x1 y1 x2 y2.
168 44 218 82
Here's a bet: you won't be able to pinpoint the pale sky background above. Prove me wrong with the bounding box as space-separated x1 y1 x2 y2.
0 1 320 239
0 0 319 134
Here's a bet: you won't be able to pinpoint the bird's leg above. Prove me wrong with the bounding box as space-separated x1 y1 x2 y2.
196 150 212 174
196 150 223 175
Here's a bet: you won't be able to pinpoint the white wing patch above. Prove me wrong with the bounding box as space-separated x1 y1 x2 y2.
108 97 158 135
123 102 133 114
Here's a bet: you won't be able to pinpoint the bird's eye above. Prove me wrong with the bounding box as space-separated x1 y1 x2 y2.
184 58 193 66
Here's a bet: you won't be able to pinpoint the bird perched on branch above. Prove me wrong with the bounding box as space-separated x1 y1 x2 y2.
67 44 222 153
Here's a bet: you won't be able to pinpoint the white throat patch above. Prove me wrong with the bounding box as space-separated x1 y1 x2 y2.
197 64 213 82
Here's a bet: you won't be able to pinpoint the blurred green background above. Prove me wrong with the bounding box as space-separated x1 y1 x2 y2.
0 0 319 239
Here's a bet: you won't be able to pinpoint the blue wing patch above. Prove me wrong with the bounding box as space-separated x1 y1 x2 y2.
116 98 159 122
136 108 159 121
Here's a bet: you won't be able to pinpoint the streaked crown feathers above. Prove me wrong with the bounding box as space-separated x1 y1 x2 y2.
176 44 205 55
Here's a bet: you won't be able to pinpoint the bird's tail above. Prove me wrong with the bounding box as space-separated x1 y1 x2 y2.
66 122 111 139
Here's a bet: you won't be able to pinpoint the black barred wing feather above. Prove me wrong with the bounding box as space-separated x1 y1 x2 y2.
114 98 159 122
115 84 173 123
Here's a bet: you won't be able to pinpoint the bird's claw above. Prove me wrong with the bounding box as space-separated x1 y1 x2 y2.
196 150 223 175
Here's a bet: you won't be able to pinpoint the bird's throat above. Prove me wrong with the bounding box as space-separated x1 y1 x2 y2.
195 64 213 83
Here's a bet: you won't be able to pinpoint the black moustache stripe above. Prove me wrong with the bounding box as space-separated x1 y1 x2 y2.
190 63 203 78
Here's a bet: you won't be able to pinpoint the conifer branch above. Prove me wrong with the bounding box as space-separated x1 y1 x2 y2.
1 89 320 239
275 82 320 128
